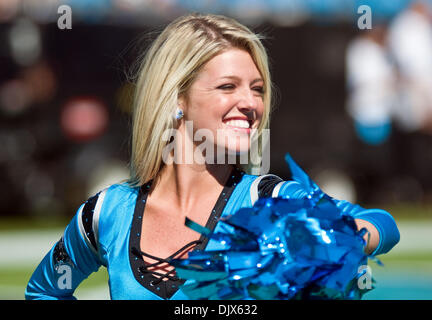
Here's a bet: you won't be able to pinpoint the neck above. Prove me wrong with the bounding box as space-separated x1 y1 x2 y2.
150 121 235 213
153 162 233 213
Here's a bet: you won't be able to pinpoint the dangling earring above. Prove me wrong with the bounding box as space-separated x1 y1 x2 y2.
174 107 184 120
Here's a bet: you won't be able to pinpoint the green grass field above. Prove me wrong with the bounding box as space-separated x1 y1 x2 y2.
2 253 430 300
0 266 109 300
1 204 431 300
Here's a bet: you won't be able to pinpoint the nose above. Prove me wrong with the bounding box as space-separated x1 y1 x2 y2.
236 87 259 114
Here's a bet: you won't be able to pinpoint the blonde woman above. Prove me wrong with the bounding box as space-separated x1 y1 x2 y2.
26 13 399 300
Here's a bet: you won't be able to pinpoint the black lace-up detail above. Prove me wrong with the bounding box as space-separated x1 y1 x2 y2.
131 239 202 285
128 167 244 299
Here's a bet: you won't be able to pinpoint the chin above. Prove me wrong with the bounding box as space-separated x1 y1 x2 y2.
222 141 251 163
227 142 250 154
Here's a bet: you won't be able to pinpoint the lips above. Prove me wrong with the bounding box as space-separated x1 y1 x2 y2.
222 117 254 134
224 119 250 129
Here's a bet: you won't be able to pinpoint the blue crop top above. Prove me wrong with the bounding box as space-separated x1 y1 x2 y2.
25 160 400 300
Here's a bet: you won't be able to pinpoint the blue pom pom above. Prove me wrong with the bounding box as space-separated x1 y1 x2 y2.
172 155 379 300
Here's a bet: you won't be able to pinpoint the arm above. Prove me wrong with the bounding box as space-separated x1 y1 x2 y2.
25 198 104 300
278 180 400 256
354 219 380 255
335 199 400 255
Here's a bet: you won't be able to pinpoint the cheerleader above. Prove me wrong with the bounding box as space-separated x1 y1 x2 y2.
25 13 400 300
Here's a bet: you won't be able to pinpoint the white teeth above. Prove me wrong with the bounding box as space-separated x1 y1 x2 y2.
224 119 250 129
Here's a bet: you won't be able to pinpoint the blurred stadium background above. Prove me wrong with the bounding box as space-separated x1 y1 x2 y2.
0 0 431 300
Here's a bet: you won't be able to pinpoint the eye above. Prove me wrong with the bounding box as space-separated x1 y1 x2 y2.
217 84 235 90
252 86 264 94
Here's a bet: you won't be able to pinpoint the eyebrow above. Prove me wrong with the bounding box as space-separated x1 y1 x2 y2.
219 75 264 85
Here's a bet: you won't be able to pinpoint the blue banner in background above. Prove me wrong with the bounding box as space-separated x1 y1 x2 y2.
16 0 425 25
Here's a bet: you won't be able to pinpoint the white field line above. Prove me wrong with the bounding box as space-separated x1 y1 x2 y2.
0 229 63 267
0 284 110 300
0 221 430 267
387 220 432 257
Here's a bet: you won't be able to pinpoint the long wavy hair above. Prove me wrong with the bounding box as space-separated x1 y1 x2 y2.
129 13 274 186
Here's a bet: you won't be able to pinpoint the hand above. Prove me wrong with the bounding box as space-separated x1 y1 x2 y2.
355 219 380 255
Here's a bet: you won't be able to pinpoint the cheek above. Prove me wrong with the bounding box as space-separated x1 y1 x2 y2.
188 95 232 128
255 99 265 122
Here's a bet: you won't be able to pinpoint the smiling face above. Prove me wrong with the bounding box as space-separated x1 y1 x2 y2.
179 48 265 159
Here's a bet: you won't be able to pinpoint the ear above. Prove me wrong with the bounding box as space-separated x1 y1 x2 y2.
177 94 188 112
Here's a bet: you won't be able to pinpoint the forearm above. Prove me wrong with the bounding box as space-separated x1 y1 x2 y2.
355 219 380 255
26 207 102 299
25 245 78 300
337 201 400 256
278 180 400 256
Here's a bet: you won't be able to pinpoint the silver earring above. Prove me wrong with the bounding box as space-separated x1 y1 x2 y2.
174 107 184 120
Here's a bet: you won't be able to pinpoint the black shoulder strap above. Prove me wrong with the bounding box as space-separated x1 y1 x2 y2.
81 193 99 252
258 175 284 199
250 174 284 205
78 188 107 254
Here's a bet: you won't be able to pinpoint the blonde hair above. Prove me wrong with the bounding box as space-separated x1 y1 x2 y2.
129 13 274 186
